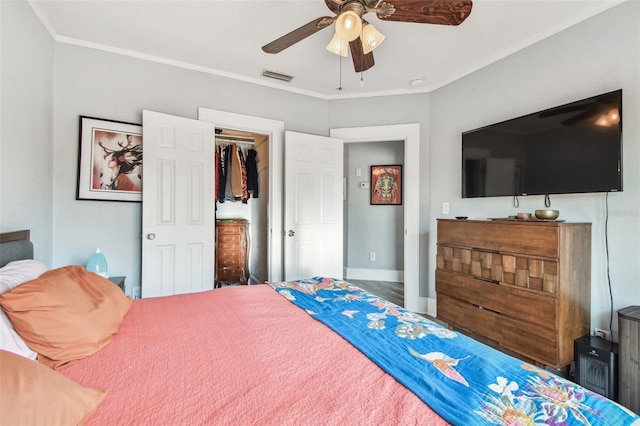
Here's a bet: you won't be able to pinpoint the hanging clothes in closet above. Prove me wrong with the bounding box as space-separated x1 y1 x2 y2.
215 140 258 204
245 149 258 198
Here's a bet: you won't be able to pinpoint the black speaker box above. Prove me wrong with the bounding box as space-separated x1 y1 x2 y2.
574 335 618 401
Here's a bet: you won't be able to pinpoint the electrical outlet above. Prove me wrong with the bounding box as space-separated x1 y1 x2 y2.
369 252 376 261
132 287 141 299
594 328 611 341
442 202 450 215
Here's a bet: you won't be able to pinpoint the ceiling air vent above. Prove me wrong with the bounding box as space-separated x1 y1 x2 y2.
261 70 294 83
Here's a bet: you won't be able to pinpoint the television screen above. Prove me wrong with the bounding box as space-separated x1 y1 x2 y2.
462 89 622 198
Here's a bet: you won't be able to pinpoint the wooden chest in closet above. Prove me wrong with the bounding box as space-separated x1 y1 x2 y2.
215 219 249 287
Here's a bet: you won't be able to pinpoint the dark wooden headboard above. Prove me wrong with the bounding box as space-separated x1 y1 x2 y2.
0 230 33 268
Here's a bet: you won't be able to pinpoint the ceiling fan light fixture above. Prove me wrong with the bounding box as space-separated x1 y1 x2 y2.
361 22 385 54
335 10 362 42
326 32 349 57
594 108 620 127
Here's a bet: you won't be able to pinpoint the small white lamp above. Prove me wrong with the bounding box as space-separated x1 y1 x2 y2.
86 248 108 278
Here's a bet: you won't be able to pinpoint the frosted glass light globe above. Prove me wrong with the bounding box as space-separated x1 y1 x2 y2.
335 10 362 42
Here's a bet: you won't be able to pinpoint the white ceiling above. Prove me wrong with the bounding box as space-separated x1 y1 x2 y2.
30 0 625 100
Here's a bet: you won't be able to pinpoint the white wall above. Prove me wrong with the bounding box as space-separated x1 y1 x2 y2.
427 1 640 335
0 1 54 265
50 43 328 294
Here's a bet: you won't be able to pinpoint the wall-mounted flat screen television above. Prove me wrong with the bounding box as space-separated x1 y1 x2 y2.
462 89 622 198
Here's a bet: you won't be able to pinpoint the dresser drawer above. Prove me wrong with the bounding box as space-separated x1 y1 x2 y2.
437 220 560 258
436 269 556 330
217 267 245 280
436 245 559 294
219 257 241 268
218 241 240 251
218 225 244 235
438 293 559 366
219 234 241 243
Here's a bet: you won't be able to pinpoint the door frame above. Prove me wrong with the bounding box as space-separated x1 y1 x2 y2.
330 124 424 313
197 108 285 282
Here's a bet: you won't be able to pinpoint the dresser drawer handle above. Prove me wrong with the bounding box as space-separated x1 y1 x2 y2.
475 277 500 285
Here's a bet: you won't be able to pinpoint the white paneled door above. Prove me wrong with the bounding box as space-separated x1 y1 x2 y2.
283 131 344 281
141 110 216 297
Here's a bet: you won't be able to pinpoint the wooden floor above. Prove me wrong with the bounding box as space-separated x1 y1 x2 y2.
347 279 404 307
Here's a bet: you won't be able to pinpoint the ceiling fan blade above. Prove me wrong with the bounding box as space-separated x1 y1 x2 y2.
349 37 375 72
262 17 334 54
378 0 473 26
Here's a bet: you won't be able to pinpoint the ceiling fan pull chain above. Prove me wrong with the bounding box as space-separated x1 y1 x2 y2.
337 54 343 91
360 71 364 87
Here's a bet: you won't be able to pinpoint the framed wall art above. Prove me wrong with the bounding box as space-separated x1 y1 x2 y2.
77 116 143 202
370 165 402 205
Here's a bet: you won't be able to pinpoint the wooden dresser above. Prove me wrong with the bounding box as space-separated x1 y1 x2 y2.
215 219 249 287
435 219 591 369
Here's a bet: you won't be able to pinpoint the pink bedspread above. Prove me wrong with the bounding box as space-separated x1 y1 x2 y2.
61 285 447 425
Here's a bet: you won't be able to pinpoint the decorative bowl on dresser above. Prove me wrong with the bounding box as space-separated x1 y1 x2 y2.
435 218 591 369
215 219 249 288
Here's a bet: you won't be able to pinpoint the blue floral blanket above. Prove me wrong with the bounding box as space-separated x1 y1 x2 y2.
270 277 640 426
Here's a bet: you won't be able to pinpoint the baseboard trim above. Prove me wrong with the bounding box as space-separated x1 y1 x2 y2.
344 267 404 282
426 297 437 318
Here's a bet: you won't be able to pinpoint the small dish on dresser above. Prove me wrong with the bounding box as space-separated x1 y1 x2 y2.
455 216 468 220
535 209 560 220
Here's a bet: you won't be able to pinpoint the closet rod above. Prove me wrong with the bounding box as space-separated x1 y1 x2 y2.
215 136 256 145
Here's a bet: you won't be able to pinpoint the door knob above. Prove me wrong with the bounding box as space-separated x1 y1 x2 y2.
146 233 156 240
287 230 295 237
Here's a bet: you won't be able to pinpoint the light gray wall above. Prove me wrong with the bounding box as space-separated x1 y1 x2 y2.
50 43 329 294
427 1 640 334
344 141 404 271
0 1 54 265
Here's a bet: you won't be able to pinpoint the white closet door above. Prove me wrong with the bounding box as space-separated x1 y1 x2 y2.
141 110 215 297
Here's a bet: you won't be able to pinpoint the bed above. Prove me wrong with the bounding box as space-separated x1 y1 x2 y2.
1 230 638 425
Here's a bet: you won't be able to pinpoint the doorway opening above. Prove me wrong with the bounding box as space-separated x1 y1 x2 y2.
214 128 269 284
331 124 422 313
343 140 405 305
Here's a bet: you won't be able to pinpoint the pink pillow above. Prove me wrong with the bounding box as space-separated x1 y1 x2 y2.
0 266 132 369
0 349 106 425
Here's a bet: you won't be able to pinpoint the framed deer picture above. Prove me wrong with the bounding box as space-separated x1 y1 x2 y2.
77 116 143 202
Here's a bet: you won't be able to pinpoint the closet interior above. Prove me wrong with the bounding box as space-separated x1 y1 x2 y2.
214 128 270 286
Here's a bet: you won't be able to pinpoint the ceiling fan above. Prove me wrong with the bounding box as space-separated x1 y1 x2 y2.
262 0 473 73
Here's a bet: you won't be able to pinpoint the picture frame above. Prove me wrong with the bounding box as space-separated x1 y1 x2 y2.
77 116 143 202
370 165 402 205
